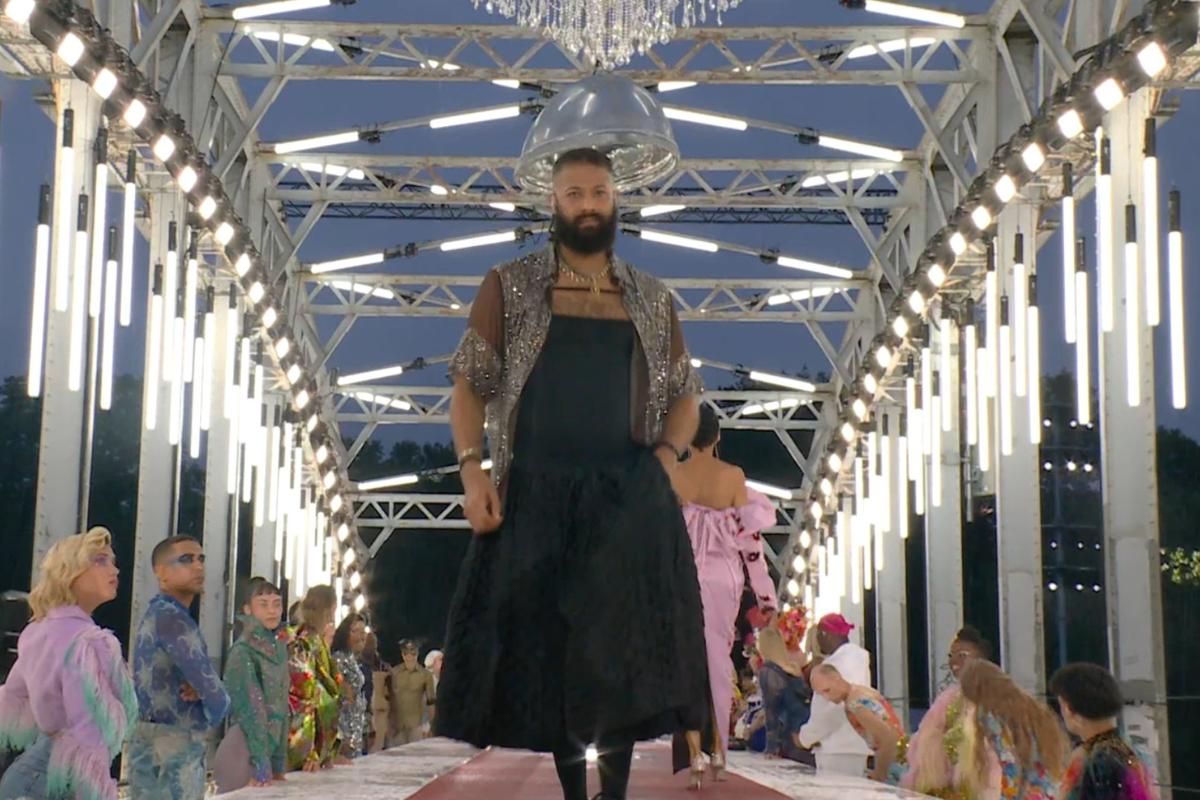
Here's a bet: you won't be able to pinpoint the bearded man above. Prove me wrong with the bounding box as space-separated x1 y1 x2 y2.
434 147 709 800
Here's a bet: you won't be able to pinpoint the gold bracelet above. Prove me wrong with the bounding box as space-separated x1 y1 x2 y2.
457 447 483 468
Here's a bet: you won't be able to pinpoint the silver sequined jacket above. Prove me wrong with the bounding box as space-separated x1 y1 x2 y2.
448 246 703 490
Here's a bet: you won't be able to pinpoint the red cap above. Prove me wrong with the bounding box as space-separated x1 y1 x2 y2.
817 613 855 636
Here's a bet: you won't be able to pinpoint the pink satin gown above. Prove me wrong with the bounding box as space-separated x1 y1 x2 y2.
682 488 778 752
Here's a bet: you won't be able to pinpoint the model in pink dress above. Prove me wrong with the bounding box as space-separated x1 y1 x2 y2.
672 405 778 789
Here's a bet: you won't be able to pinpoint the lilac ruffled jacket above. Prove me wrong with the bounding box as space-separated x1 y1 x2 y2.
0 606 137 800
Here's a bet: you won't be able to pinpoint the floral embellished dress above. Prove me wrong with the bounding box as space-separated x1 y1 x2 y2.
286 627 342 770
844 687 907 783
902 684 975 798
331 651 367 757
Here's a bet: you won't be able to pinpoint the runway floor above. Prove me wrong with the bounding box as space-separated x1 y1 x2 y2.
220 738 932 799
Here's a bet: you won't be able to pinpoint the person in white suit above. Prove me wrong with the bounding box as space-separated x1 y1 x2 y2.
796 613 872 776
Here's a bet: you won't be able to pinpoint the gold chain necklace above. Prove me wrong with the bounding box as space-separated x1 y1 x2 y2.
557 252 613 294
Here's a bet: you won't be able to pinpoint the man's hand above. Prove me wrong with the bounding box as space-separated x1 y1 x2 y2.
462 462 502 534
179 683 200 703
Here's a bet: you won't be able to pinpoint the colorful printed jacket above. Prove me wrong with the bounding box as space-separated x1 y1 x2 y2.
223 617 290 782
132 593 229 731
1059 730 1157 800
0 606 137 800
286 626 342 770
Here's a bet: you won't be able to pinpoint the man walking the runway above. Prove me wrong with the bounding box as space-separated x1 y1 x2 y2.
435 147 709 800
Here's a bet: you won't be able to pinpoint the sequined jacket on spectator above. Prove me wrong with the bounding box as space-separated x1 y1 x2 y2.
223 616 289 783
448 246 703 491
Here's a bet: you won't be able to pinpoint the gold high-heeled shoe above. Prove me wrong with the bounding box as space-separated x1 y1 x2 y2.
710 750 727 782
688 754 706 790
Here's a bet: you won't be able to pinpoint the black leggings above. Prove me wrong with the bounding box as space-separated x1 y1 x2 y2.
552 735 635 800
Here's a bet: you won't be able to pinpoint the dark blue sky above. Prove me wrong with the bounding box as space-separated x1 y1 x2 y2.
2 0 1199 449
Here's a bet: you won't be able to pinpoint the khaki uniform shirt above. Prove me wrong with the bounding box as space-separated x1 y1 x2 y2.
389 663 436 731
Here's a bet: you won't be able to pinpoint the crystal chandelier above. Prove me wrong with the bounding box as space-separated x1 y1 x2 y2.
473 0 745 70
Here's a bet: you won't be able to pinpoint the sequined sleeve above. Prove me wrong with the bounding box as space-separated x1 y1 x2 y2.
224 642 274 782
449 269 504 399
667 304 702 403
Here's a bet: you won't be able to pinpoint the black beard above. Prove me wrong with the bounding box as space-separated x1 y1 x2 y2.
553 207 617 255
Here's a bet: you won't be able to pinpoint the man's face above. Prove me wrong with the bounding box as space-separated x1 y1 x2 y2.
156 540 206 596
551 162 617 255
245 592 283 631
403 649 418 668
816 629 837 656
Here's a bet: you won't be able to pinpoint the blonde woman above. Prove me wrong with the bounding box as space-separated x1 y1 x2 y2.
0 528 137 800
956 660 1069 799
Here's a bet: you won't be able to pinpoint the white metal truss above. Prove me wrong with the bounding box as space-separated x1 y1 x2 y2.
204 20 988 86
265 155 911 216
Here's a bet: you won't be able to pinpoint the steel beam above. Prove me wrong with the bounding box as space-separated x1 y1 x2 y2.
1097 90 1171 789
32 79 96 570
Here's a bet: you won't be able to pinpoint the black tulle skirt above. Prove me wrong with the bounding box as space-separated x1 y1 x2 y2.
434 449 710 752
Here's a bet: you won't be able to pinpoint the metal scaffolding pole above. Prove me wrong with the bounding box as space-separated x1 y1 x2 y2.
876 406 909 720
130 188 186 636
1097 89 1171 789
926 318 964 701
993 204 1046 694
200 284 237 657
32 79 99 570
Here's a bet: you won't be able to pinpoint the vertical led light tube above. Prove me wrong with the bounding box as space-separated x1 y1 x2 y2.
168 284 186 446
163 222 179 378
1144 119 1161 326
53 109 75 312
984 241 999 398
1168 191 1186 409
241 343 257 502
145 264 164 430
226 332 242 495
1097 135 1115 332
267 409 282 523
1075 237 1092 424
99 227 118 411
224 292 240 420
88 127 109 320
905 358 920 478
120 150 135 326
977 344 992 472
939 317 953 431
878 417 891 535
867 431 881 534
1124 204 1141 407
999 296 1013 457
254 406 268 527
963 301 978 446
1027 274 1041 444
920 346 933 457
67 195 90 392
896 430 909 538
200 288 215 431
912 384 926 517
28 185 52 398
182 233 198 380
1013 233 1028 398
189 330 204 458
277 420 293 525
1062 164 1077 343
